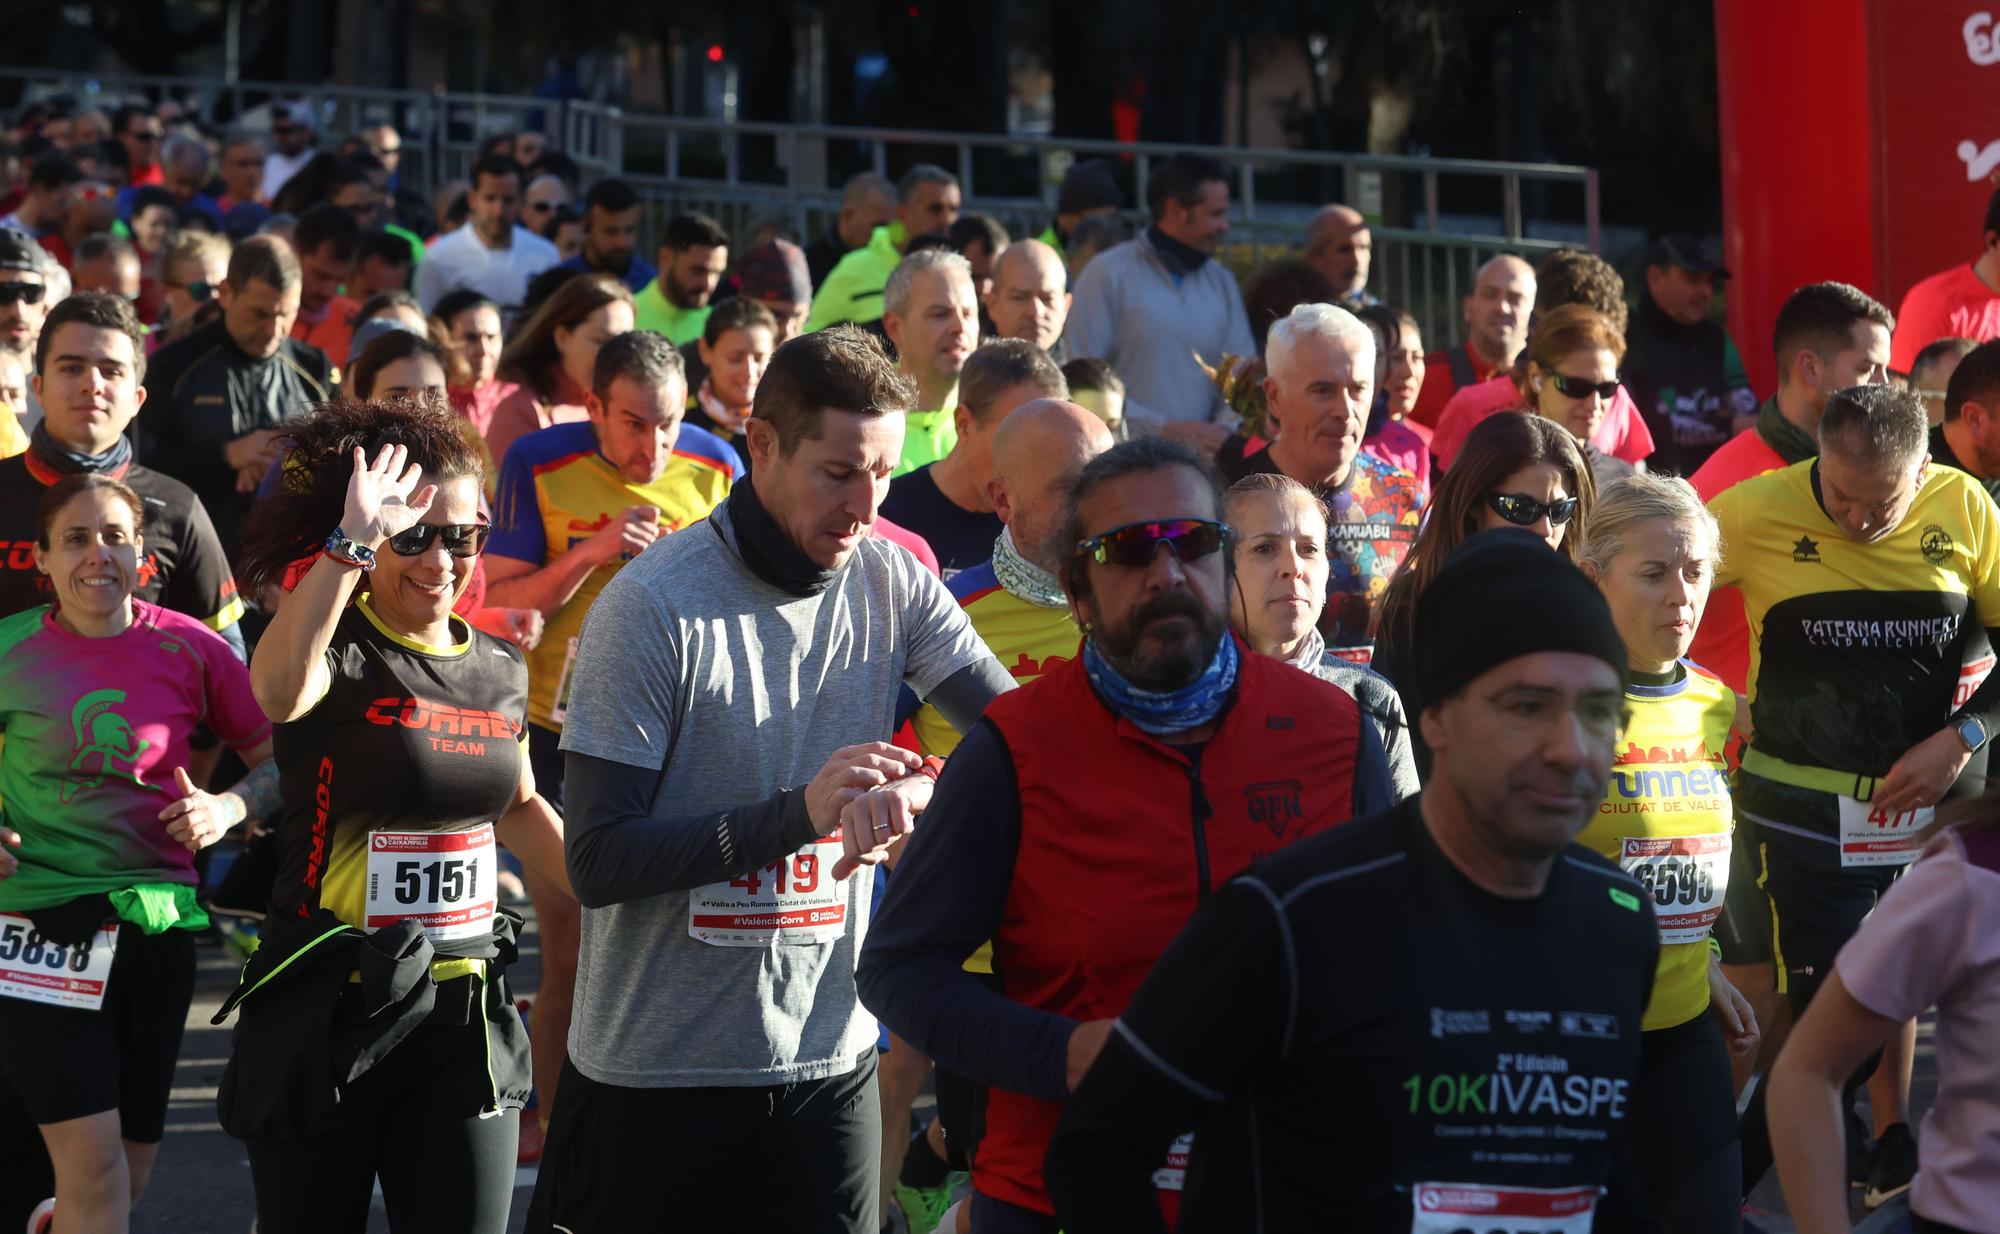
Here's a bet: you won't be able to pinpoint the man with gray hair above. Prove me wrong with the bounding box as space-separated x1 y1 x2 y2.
1302 203 1375 309
881 247 980 475
158 132 222 229
985 238 1072 357
1711 380 2000 1196
808 163 963 331
807 171 894 289
1224 302 1423 660
880 338 1070 576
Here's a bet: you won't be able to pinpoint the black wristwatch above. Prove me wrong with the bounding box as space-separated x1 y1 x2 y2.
1954 714 1988 755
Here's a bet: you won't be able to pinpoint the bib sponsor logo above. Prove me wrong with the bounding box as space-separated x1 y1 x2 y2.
1921 524 1955 564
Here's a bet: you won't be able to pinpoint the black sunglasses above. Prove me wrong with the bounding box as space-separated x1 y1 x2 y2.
1077 519 1231 568
0 283 46 306
1486 492 1578 527
1544 372 1620 401
387 522 491 558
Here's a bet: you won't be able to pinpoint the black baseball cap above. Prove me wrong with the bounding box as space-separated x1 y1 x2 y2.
0 229 42 276
1647 233 1730 279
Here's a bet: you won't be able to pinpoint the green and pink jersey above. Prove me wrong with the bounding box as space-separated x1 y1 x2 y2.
0 600 269 912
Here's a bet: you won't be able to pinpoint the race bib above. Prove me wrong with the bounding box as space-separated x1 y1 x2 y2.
689 835 846 947
365 824 498 944
1619 832 1729 945
1409 1182 1598 1234
549 636 580 725
1152 1131 1194 1193
1837 798 1932 868
0 913 117 1010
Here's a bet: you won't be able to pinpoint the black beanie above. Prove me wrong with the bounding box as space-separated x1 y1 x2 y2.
1411 529 1628 716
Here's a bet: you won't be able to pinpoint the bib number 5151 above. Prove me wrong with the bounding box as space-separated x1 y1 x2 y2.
393 856 478 905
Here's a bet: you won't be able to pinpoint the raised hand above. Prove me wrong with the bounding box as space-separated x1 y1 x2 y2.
342 443 438 547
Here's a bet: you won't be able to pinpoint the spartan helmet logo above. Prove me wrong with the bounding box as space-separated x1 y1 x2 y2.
61 688 153 803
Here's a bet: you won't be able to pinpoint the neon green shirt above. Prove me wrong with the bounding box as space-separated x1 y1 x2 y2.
634 279 713 346
806 221 907 331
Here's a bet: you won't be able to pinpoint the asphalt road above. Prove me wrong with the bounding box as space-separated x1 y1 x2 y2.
135 913 551 1234
128 909 1935 1234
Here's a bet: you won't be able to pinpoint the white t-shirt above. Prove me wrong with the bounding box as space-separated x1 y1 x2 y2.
261 149 316 202
414 225 560 318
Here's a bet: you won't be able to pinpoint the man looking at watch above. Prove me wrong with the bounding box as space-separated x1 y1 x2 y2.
1705 382 2000 1197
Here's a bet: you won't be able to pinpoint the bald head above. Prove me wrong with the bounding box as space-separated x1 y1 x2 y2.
839 172 896 250
1305 204 1370 296
990 399 1116 570
1465 254 1538 367
985 239 1071 351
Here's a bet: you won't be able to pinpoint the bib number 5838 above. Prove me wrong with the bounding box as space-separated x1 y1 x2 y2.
0 912 118 1010
0 920 94 972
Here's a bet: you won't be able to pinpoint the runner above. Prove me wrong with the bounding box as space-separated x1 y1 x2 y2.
1713 383 2000 1200
221 399 571 1234
0 473 276 1234
482 272 634 468
859 437 1396 1232
1042 531 1657 1232
0 292 244 649
484 328 735 1160
1372 411 1594 727
1577 473 1760 1232
1222 472 1417 796
896 398 1112 1232
524 326 1012 1234
1770 799 2000 1234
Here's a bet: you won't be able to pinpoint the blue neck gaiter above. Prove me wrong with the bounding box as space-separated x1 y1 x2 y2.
1082 633 1239 736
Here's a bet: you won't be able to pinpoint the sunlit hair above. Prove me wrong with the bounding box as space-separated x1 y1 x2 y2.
1580 473 1722 577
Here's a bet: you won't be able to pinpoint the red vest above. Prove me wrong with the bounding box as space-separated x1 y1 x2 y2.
975 639 1365 1215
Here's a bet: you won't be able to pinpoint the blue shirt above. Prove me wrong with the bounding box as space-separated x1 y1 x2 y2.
555 252 658 294
117 186 223 231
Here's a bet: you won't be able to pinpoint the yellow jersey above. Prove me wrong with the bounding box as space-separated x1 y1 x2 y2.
487 420 736 730
1578 661 1736 1030
1710 459 2000 784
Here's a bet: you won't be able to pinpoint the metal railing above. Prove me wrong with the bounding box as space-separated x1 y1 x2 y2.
0 67 1600 348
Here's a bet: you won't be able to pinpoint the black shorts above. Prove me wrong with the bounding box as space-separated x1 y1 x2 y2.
0 923 195 1140
1714 821 1771 966
527 723 566 814
525 1049 880 1234
1739 774 1903 1014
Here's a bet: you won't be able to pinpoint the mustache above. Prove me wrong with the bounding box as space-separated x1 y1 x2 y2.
1130 589 1208 630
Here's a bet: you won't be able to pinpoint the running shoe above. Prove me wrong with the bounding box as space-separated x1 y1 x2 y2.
895 1172 967 1234
1865 1120 1918 1208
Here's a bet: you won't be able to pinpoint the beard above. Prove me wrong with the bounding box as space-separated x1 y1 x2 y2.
1093 587 1228 692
